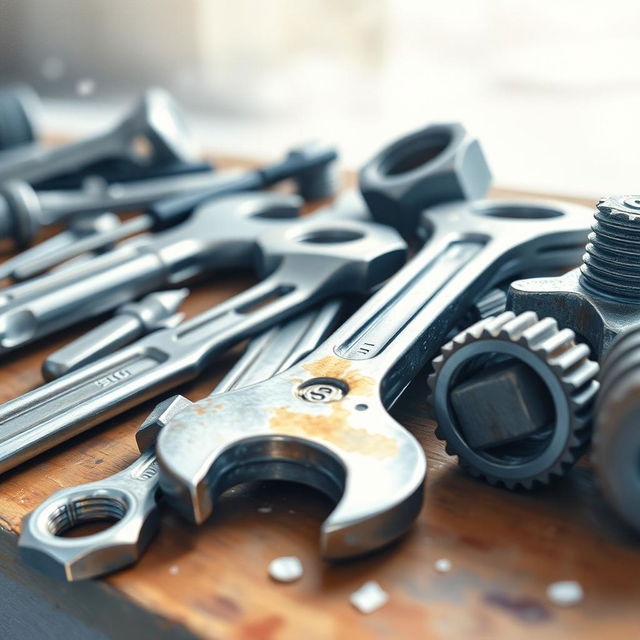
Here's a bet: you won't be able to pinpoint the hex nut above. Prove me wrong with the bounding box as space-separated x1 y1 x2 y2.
358 122 492 237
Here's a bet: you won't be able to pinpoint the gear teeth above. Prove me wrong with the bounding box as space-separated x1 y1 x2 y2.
429 311 599 489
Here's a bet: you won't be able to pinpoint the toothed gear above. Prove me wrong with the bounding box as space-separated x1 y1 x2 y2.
592 326 640 533
427 311 599 489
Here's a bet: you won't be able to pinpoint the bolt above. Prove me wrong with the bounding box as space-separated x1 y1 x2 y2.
508 196 640 360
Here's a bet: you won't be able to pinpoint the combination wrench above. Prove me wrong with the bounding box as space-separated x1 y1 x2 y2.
0 140 337 251
19 299 345 581
152 197 593 560
0 214 406 473
0 193 304 354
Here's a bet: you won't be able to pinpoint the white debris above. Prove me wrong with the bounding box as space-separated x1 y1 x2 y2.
546 580 584 607
350 581 389 614
168 565 179 575
76 78 96 97
434 558 452 574
268 556 303 583
257 506 272 514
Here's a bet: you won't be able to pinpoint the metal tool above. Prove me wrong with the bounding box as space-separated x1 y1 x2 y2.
0 140 338 252
152 196 594 560
592 325 640 534
508 196 640 360
0 211 123 282
0 214 405 473
428 311 599 488
0 85 40 152
359 122 492 236
18 299 346 581
0 89 197 186
0 193 306 353
43 289 190 379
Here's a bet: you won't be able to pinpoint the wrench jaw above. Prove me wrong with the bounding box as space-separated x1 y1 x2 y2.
116 89 198 166
156 362 427 558
19 483 160 582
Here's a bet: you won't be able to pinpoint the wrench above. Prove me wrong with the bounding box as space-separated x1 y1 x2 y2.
0 89 196 185
0 141 337 250
0 193 304 353
18 299 345 581
0 215 405 473
153 197 593 560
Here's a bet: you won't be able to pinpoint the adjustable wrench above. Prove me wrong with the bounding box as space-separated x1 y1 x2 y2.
0 215 405 473
0 141 337 249
153 197 593 560
19 299 345 581
0 193 304 353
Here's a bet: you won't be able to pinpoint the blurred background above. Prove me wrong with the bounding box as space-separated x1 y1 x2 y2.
1 0 638 197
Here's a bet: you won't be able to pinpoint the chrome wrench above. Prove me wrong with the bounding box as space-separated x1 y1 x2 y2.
0 193 303 353
0 215 405 473
153 197 593 560
18 299 345 581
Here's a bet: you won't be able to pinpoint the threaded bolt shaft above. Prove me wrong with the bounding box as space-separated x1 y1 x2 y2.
580 196 640 302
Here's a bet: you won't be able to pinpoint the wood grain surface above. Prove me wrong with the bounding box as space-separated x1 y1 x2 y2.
0 156 638 639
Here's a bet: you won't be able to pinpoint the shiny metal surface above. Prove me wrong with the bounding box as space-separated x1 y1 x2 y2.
18 299 345 581
154 197 593 560
0 214 405 473
0 192 304 353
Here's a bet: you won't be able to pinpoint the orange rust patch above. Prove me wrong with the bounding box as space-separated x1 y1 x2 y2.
268 404 397 459
302 355 375 397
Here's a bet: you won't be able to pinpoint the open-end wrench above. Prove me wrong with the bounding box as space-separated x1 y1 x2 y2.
0 89 197 185
18 299 346 581
0 215 405 473
0 141 337 250
0 193 305 353
153 197 593 560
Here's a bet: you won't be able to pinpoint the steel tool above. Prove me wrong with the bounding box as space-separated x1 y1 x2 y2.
0 193 306 353
0 213 405 473
0 140 337 250
0 89 196 186
0 211 123 282
43 289 190 379
592 325 640 534
428 311 599 488
0 84 40 152
153 197 594 560
509 196 640 360
19 299 345 581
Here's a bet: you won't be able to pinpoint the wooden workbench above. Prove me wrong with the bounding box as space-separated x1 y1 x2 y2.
0 158 638 640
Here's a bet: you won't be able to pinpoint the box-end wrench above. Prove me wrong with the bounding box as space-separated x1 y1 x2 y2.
0 193 305 354
153 197 593 560
18 299 346 581
0 215 405 473
0 89 197 186
0 140 338 251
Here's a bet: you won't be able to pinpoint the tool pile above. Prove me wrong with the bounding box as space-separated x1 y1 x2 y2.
0 85 636 583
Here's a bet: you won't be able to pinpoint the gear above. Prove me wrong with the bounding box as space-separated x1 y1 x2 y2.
592 325 640 533
428 311 599 489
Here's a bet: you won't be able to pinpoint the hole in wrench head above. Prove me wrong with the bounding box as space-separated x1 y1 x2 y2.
475 202 564 220
379 129 453 176
295 229 364 244
45 493 129 538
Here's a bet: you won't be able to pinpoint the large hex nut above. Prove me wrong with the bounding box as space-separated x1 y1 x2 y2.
358 122 492 237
